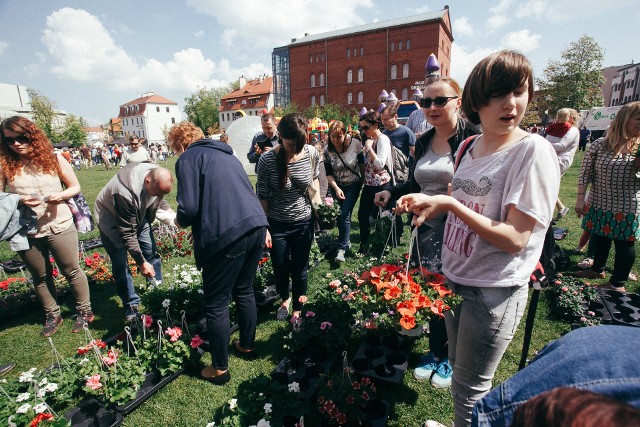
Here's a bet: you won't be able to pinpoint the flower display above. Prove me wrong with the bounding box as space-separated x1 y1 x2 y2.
548 273 601 326
154 223 193 259
140 264 205 319
253 256 273 293
314 197 342 228
317 370 379 426
83 252 113 284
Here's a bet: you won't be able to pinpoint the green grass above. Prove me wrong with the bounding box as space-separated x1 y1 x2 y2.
0 150 636 426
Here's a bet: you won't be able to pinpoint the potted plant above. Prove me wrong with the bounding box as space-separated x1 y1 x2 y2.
140 263 205 320
314 197 341 230
547 273 602 326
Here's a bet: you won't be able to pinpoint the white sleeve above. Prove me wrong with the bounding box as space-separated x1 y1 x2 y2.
372 134 391 171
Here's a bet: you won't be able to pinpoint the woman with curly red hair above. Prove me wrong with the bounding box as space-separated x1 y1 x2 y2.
0 116 93 337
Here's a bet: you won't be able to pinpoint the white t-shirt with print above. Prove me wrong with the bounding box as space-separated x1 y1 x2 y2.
441 133 560 287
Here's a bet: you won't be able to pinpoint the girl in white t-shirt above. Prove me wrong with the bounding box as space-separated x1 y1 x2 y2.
397 51 560 427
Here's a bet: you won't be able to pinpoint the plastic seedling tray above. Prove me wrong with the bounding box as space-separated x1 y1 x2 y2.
65 398 124 427
351 333 412 385
112 368 184 415
271 346 340 400
599 289 640 327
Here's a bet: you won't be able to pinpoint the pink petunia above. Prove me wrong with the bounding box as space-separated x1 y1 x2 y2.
102 349 118 365
320 321 332 330
305 311 316 317
324 197 334 206
190 335 204 349
86 374 102 390
165 327 182 342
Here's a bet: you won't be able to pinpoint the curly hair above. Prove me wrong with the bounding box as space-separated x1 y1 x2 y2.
0 116 60 182
167 121 205 153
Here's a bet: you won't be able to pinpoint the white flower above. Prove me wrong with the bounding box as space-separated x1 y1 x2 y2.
179 283 188 289
229 398 238 409
184 300 189 304
162 299 171 308
34 403 47 414
257 419 270 427
205 423 215 427
16 403 31 414
44 383 58 393
15 392 30 402
36 389 46 398
79 357 90 365
18 368 37 383
38 378 48 387
263 403 272 414
288 381 300 393
155 280 162 285
197 289 204 295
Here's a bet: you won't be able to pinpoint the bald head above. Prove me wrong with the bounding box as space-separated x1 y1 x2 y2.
145 167 173 197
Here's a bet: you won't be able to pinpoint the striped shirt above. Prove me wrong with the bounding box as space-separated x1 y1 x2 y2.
257 144 320 222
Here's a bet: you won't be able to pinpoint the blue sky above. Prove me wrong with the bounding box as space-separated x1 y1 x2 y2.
0 0 637 126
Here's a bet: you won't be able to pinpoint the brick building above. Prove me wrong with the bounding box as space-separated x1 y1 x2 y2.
219 75 274 130
272 7 453 111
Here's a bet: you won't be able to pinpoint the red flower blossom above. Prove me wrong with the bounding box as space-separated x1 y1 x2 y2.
351 381 360 390
30 413 54 427
93 252 100 259
383 285 401 301
52 268 59 278
336 413 347 424
399 314 416 330
362 391 369 400
190 335 204 349
84 258 93 266
165 326 182 342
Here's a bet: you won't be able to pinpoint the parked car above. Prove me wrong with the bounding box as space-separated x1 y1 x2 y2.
396 100 420 125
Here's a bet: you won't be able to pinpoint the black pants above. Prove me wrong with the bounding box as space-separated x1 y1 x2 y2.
358 183 392 246
578 139 588 151
592 234 635 287
202 227 266 370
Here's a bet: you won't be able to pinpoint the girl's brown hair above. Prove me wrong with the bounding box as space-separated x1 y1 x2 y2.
604 101 640 154
276 113 308 189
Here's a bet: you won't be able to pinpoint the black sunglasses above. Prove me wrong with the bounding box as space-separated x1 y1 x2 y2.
419 96 459 108
130 143 139 146
360 124 373 132
4 135 30 145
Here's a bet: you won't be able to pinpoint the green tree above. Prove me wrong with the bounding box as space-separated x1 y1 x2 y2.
274 102 301 117
60 115 88 147
184 84 237 133
27 89 56 138
277 102 358 127
539 35 604 114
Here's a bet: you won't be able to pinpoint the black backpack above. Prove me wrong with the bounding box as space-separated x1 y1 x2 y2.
389 145 409 184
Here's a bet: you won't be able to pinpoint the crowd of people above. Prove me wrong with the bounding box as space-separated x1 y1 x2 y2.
1 48 639 427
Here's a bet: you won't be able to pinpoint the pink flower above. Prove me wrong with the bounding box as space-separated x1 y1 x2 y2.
324 197 334 206
165 326 182 342
320 321 332 330
102 349 118 365
142 315 153 328
561 287 569 292
190 335 204 349
86 374 102 390
305 311 316 317
329 280 342 289
291 316 303 326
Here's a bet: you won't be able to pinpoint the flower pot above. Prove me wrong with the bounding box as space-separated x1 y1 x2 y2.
396 324 425 337
65 398 124 427
364 398 390 427
111 368 184 414
319 218 337 230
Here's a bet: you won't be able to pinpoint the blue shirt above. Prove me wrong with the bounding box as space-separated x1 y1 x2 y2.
383 124 416 158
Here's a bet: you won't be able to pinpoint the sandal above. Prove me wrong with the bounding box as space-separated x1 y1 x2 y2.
576 257 594 269
276 303 290 321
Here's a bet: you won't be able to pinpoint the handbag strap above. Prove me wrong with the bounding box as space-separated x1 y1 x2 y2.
333 136 361 179
454 135 480 171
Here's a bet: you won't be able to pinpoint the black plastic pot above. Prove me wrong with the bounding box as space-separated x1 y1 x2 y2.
351 334 411 385
64 398 123 427
111 368 184 414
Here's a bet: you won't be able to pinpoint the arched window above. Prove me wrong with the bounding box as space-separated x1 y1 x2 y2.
347 70 353 84
309 55 313 64
319 73 325 86
315 53 319 63
352 47 356 57
360 46 364 56
402 63 409 78
320 95 325 106
311 96 316 106
390 64 397 80
391 42 395 52
401 88 408 100
346 47 350 58
347 92 353 104
310 74 315 87
357 91 363 104
357 68 364 82
406 39 411 49
399 41 403 50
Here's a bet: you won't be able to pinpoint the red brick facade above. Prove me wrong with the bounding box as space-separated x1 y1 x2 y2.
287 8 453 112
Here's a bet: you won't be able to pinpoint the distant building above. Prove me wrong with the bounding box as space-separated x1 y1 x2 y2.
118 92 181 145
219 75 274 130
0 83 32 120
107 117 123 140
271 7 453 111
84 126 107 145
609 62 639 106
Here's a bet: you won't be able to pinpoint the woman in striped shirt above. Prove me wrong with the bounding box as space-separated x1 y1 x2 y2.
257 113 320 321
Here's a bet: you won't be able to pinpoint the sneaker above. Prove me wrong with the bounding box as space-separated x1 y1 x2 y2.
430 359 452 388
125 305 139 322
358 244 369 255
413 352 439 381
555 206 569 221
574 269 605 279
41 314 63 337
576 257 594 269
335 249 346 263
72 310 95 333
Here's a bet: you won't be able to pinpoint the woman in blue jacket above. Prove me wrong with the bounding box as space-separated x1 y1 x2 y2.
169 121 269 385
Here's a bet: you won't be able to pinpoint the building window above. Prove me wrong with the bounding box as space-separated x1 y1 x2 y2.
399 41 403 50
320 95 325 106
353 47 356 57
321 52 324 61
319 73 325 86
171 118 176 124
357 68 363 82
407 39 411 49
391 64 397 80
403 63 409 78
310 74 316 87
391 42 395 52
311 95 316 106
346 48 350 58
347 92 353 104
156 106 160 112
315 53 319 63
347 69 353 84
360 46 363 56
310 55 313 63
357 92 363 104
402 88 408 100
166 107 169 112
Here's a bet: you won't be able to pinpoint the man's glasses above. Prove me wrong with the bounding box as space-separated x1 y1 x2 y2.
130 143 139 147
419 96 459 108
360 124 372 132
4 135 30 145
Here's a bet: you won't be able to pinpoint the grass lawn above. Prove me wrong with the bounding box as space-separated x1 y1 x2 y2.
0 149 636 426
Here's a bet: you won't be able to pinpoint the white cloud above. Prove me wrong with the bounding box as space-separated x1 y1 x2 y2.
221 28 236 48
450 43 498 86
187 0 374 49
486 14 509 30
0 41 8 55
490 0 513 14
39 8 271 94
453 17 473 37
501 30 541 53
415 6 431 14
514 0 633 22
193 30 204 39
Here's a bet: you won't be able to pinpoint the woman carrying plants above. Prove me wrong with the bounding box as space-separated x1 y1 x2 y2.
574 101 640 293
375 75 480 389
169 121 269 385
257 113 320 322
357 111 394 255
0 116 93 337
396 51 560 427
324 121 364 262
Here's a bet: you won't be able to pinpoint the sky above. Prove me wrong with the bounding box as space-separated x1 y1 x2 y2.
0 0 638 126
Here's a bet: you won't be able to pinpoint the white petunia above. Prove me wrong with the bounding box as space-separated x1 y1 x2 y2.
205 423 215 427
229 398 238 409
256 419 270 427
34 403 47 413
197 289 204 295
16 403 31 414
15 392 30 402
162 299 171 308
44 383 58 393
288 381 300 393
263 403 272 414
38 378 48 387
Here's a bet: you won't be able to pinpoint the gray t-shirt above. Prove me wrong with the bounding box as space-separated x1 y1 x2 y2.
441 134 560 287
413 144 453 228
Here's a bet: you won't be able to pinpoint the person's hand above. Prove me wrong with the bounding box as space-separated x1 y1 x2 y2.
263 146 273 153
20 194 44 207
140 262 156 278
334 187 345 200
375 190 391 208
47 193 64 204
575 198 587 218
255 145 263 156
265 230 272 249
397 194 450 226
364 139 373 152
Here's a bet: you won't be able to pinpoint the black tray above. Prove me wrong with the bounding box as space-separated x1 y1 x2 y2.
111 368 183 414
255 284 279 307
598 289 640 327
271 347 340 400
65 398 123 427
351 333 412 385
0 259 25 273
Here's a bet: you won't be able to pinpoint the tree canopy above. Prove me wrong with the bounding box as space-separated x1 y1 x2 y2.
184 83 238 133
538 35 605 114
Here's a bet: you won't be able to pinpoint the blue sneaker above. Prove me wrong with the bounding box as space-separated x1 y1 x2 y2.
413 352 439 381
430 359 452 388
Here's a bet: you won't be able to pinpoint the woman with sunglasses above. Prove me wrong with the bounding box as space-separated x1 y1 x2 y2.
357 111 394 254
0 116 93 337
375 77 479 389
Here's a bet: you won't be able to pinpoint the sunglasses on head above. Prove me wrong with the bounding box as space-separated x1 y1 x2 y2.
419 96 459 108
4 135 30 145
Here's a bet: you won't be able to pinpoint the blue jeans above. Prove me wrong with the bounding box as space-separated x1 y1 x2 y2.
100 220 162 310
472 325 640 426
445 282 528 427
269 216 314 311
202 227 265 371
330 180 361 250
